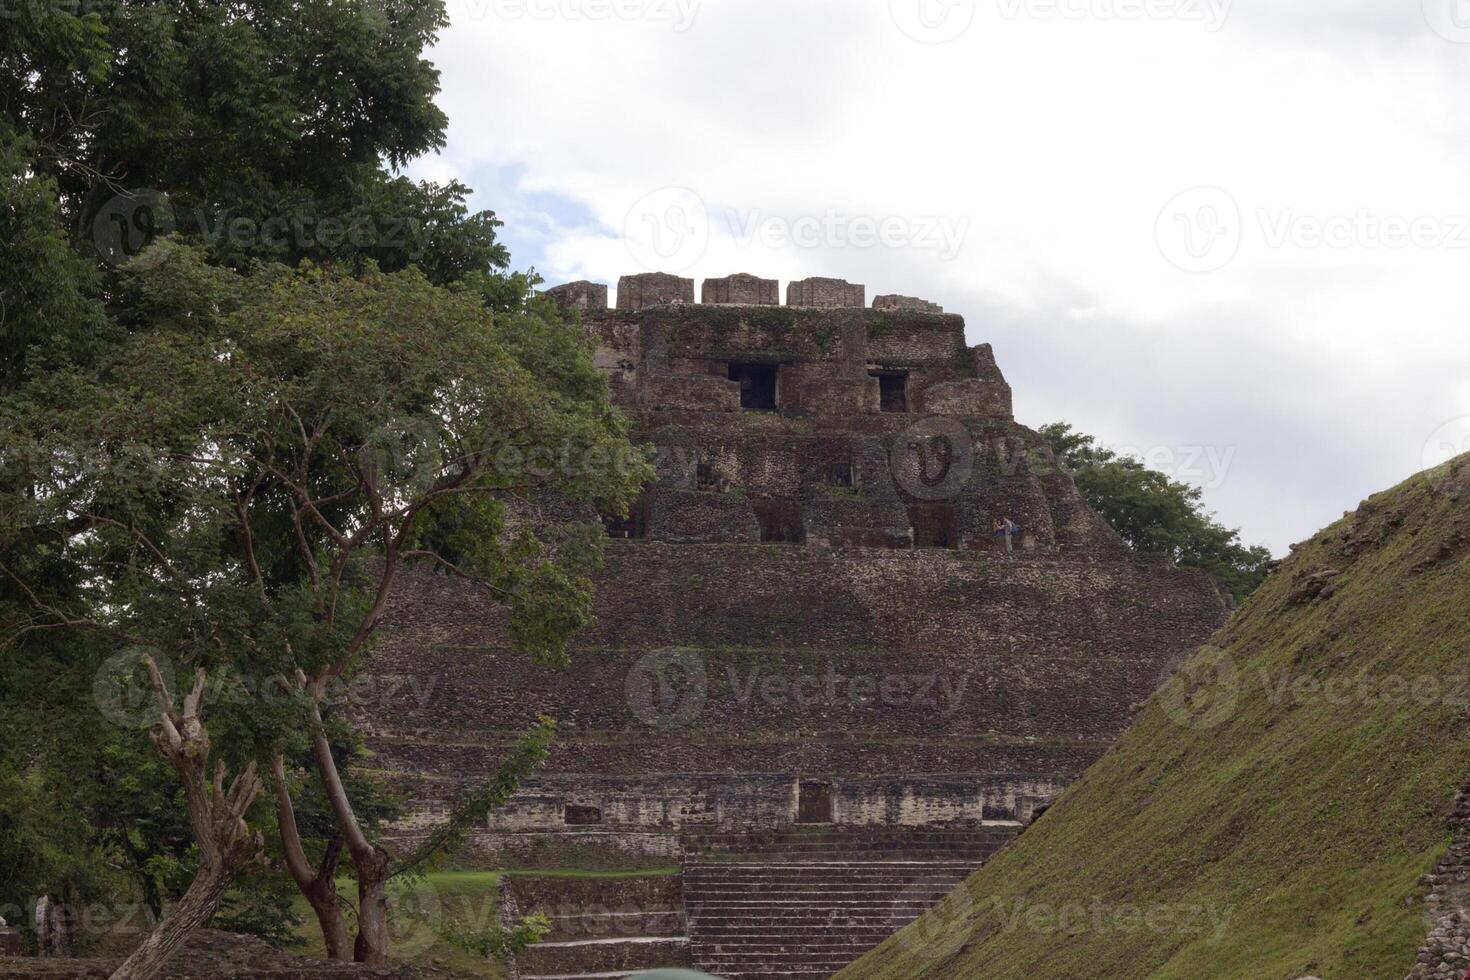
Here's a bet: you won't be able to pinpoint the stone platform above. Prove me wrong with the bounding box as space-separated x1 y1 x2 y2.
682 827 1012 978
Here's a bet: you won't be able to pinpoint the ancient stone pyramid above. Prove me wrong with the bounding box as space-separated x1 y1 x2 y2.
357 272 1229 978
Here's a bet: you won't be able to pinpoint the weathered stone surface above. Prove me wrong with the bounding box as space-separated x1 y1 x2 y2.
873 293 943 314
787 276 865 308
354 276 1230 975
506 874 689 976
647 489 759 543
642 374 740 413
543 279 609 312
618 272 695 310
702 273 779 306
1406 789 1470 979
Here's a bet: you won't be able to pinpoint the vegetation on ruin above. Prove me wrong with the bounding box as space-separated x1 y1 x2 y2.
1040 422 1274 601
841 454 1470 980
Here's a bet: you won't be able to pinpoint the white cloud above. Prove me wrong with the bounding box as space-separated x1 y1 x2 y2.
410 0 1470 553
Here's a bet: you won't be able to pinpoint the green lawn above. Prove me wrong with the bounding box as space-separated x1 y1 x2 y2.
286 868 680 977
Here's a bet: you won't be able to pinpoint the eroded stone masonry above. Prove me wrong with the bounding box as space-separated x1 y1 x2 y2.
358 273 1231 978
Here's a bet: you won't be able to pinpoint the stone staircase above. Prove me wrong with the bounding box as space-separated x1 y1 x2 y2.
681 826 1017 979
508 873 691 980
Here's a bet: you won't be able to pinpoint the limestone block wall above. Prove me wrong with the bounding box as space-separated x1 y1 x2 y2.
1407 789 1470 979
618 272 695 310
874 294 944 314
358 279 1231 863
544 279 608 312
788 276 866 308
703 273 779 306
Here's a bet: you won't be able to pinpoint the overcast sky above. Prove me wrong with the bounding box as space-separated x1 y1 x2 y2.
408 0 1470 555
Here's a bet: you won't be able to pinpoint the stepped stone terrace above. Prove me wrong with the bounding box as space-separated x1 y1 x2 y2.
355 272 1231 977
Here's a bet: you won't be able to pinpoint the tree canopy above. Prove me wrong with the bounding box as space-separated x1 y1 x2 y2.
1 243 649 964
1039 422 1273 602
0 2 615 967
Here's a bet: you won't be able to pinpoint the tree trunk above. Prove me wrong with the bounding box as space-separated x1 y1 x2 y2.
108 661 264 980
306 876 351 962
304 688 396 965
108 863 230 980
353 847 392 966
272 755 350 959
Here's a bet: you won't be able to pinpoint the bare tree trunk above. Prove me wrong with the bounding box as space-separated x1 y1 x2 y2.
108 864 231 980
272 755 350 960
353 847 392 966
306 701 395 964
109 661 264 980
305 849 351 961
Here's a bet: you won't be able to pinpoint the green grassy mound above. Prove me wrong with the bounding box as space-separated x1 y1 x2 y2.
841 457 1470 980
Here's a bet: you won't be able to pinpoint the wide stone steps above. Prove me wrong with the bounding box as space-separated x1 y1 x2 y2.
681 827 1017 866
681 849 986 978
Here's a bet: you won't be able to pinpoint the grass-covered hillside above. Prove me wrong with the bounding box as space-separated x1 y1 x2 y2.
841 456 1470 980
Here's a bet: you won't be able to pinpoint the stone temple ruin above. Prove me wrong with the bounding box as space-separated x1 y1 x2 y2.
358 273 1230 979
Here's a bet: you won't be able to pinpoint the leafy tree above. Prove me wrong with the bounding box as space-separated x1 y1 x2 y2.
1038 422 1273 602
1 0 543 961
1 0 512 389
0 244 650 971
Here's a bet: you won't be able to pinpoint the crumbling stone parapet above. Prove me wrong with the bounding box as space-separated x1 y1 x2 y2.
619 272 696 310
703 273 779 306
543 280 609 312
873 294 943 314
787 277 865 308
